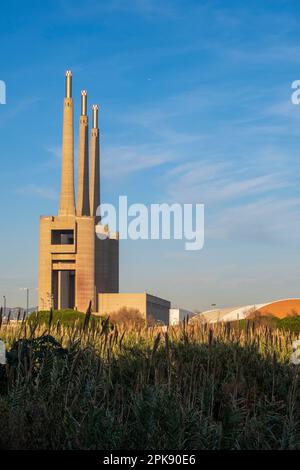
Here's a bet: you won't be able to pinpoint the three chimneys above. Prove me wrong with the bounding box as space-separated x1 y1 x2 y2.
59 70 100 218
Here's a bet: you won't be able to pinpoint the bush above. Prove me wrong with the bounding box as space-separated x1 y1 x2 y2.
28 309 102 327
108 307 145 326
232 315 300 335
278 316 300 334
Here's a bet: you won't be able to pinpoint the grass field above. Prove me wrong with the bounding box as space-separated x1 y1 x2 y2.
232 315 300 335
0 312 300 449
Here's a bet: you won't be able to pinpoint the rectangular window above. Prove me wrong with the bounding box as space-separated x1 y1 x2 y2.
51 229 74 245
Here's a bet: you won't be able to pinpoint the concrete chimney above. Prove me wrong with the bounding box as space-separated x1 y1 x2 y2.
77 90 90 216
58 70 76 216
90 104 100 218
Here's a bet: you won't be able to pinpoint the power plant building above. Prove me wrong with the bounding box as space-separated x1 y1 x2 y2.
39 72 118 312
38 71 172 324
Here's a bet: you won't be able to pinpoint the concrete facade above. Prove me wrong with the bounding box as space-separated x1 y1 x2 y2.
169 308 195 325
98 293 170 325
38 72 119 312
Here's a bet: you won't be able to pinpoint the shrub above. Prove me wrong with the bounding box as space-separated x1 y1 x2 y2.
28 309 102 327
232 315 300 335
108 307 145 326
278 315 300 334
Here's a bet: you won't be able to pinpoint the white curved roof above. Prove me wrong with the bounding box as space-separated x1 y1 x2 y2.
196 303 268 323
195 298 300 323
221 304 266 322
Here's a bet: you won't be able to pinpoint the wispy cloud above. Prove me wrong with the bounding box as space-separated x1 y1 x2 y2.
46 145 61 160
16 184 58 200
0 97 41 126
159 145 300 245
226 45 300 65
59 0 177 20
208 197 300 244
165 158 290 204
103 143 173 179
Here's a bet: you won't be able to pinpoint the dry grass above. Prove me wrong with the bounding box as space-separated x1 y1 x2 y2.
108 307 145 327
0 315 300 449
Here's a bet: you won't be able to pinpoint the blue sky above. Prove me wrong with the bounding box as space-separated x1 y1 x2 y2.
1 0 300 310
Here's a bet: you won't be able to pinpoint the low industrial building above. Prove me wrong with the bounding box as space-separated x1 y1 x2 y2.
169 308 195 325
99 293 170 325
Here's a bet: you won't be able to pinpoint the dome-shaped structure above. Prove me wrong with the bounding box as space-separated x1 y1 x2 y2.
193 298 300 323
251 298 300 319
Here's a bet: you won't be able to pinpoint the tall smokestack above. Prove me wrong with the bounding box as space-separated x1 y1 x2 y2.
59 70 76 216
90 104 100 218
77 90 90 216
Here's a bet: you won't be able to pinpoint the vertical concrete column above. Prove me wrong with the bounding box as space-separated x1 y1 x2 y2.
38 217 52 310
108 235 119 293
58 271 70 309
59 71 76 217
90 105 100 218
77 90 90 216
75 217 95 312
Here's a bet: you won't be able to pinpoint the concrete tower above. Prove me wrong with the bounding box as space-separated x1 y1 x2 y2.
59 71 76 217
90 104 100 218
77 90 90 216
38 71 119 313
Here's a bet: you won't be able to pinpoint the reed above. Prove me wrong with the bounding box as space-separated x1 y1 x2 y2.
0 316 300 449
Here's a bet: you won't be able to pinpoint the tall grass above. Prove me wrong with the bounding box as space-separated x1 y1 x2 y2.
0 315 300 449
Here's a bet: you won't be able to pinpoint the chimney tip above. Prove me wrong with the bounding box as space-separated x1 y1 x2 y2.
81 90 87 115
92 104 99 128
65 70 72 98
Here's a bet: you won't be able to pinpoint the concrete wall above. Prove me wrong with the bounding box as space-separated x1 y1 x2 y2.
94 225 119 312
98 292 170 325
169 308 195 325
39 216 53 310
75 216 95 312
146 294 170 325
107 234 119 293
99 293 147 317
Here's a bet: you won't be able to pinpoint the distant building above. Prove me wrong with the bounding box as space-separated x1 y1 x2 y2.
192 298 300 323
39 72 118 312
99 293 170 325
169 308 195 325
38 71 171 318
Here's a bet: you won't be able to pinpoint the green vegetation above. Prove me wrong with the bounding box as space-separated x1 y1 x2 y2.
0 315 300 449
28 309 101 327
232 315 300 335
278 316 300 334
